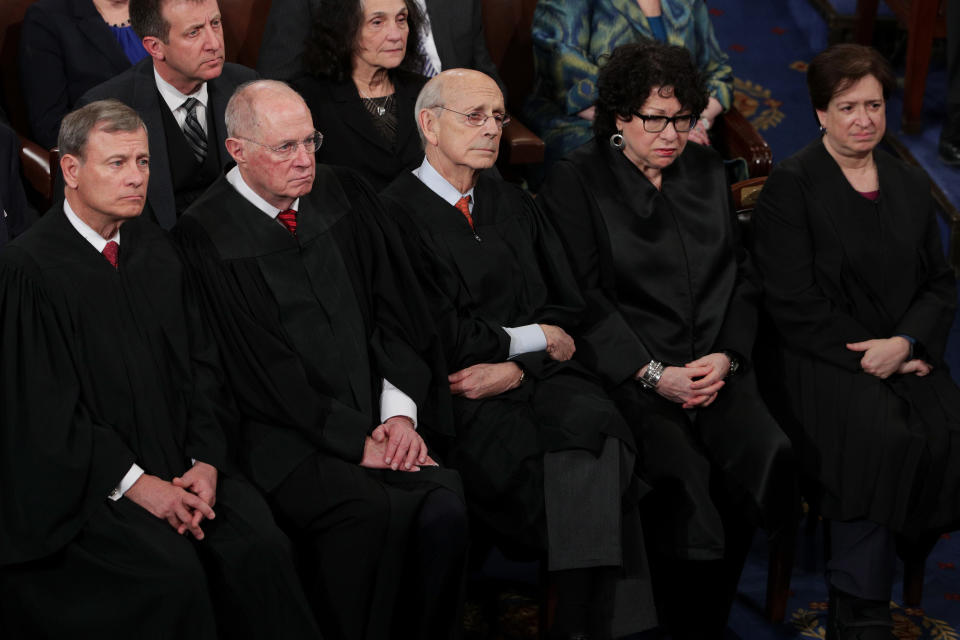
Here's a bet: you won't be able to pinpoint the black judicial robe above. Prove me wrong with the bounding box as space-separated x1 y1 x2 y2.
0 211 228 568
382 170 638 554
540 140 795 556
752 139 960 535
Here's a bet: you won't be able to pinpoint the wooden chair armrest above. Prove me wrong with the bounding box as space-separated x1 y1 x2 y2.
713 108 773 178
498 116 544 165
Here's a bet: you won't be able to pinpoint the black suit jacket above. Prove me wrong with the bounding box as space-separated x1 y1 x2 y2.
292 71 425 191
256 0 502 87
0 123 35 246
19 0 134 149
79 59 257 229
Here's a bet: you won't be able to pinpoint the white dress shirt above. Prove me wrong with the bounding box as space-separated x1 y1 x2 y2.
412 157 548 357
154 67 209 137
64 201 146 501
226 166 418 426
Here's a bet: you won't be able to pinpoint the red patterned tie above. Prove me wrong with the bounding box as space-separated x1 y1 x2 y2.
454 195 474 229
102 241 119 269
277 209 298 236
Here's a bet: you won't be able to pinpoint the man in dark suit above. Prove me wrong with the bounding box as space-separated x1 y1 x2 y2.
80 0 256 229
256 0 501 87
0 122 35 247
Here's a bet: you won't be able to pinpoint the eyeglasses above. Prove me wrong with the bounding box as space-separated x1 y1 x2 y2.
238 131 323 158
438 107 511 129
632 113 698 133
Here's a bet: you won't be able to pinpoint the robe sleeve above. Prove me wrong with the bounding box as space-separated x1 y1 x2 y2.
539 159 652 385
531 0 599 116
751 163 873 372
892 188 957 362
0 255 135 565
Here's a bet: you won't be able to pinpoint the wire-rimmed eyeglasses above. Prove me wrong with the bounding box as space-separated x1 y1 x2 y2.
438 107 511 129
237 131 323 157
632 113 698 133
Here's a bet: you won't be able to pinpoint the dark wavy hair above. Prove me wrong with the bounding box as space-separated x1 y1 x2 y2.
594 41 709 139
303 0 426 83
806 43 895 122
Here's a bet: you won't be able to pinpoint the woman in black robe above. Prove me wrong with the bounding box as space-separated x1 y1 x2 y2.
538 41 796 638
291 0 427 190
752 44 960 639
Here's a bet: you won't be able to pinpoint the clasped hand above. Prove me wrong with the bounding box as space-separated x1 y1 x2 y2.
360 416 436 472
846 337 931 379
125 461 218 540
538 324 576 361
449 361 524 400
640 352 731 409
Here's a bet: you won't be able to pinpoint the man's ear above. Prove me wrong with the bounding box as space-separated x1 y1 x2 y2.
60 153 81 190
141 36 165 61
225 137 244 165
418 108 440 147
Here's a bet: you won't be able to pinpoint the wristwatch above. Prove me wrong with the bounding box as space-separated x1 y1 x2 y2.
638 360 664 389
723 351 740 377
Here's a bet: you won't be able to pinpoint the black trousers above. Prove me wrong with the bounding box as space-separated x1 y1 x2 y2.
0 474 320 640
270 451 468 640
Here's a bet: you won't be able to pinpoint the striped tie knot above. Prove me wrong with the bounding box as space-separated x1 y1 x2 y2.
181 97 208 164
454 195 474 229
277 209 298 236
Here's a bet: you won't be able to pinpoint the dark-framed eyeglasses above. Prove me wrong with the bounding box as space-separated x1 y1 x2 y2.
238 131 323 157
632 113 698 133
438 107 511 129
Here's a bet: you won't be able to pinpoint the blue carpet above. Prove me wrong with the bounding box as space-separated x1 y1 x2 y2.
709 2 960 638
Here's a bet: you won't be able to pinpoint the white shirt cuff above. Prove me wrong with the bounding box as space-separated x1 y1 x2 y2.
380 379 417 428
109 463 145 501
504 324 547 357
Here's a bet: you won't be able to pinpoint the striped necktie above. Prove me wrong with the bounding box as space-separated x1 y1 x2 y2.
181 97 208 164
277 209 298 236
454 195 473 229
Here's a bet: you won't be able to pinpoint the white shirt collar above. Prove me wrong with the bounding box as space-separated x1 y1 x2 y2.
153 66 209 114
412 156 474 209
226 165 300 219
63 199 119 253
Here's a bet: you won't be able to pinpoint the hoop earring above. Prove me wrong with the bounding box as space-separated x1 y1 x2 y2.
610 131 624 150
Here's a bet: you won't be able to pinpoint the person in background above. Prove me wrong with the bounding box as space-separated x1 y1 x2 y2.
0 99 320 640
539 42 795 638
0 122 35 246
80 0 256 229
527 0 732 165
20 0 149 149
939 0 959 165
753 43 960 640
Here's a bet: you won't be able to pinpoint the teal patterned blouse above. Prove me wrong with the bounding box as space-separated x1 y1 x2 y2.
525 0 733 164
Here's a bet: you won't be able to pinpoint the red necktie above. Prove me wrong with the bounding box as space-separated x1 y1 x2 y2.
102 241 119 269
454 195 474 230
277 209 298 236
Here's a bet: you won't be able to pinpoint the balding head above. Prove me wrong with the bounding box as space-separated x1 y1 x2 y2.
224 80 317 211
415 69 505 188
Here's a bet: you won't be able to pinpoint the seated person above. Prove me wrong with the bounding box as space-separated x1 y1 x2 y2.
0 100 320 640
174 80 468 640
258 0 501 85
527 0 732 164
381 69 655 640
538 42 795 638
754 44 960 639
20 0 149 149
0 122 35 246
80 0 256 229
291 0 428 191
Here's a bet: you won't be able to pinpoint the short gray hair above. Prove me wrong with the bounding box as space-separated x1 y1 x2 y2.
225 79 301 138
58 100 147 159
413 74 449 146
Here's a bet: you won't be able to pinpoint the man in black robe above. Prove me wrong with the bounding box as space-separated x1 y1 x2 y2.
174 80 467 640
0 100 320 639
380 69 654 640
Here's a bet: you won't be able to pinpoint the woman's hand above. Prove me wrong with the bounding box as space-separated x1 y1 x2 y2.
577 106 596 121
846 337 911 379
898 358 933 377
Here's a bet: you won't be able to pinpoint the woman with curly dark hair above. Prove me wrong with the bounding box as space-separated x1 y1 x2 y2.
538 40 796 638
291 0 427 190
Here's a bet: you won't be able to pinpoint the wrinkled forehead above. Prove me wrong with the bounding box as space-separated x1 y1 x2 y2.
443 76 504 112
253 95 314 139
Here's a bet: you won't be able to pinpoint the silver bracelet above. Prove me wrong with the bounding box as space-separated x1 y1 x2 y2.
638 360 664 389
